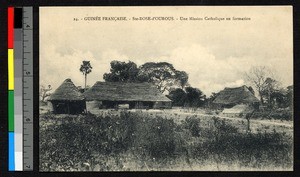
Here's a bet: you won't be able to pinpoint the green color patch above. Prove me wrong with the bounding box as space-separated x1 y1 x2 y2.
8 90 14 132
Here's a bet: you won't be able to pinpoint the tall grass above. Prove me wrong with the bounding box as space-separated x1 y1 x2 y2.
192 117 293 169
40 112 293 171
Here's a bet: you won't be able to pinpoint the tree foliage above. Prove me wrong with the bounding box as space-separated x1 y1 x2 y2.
80 61 93 89
168 88 187 106
266 85 293 109
138 62 189 93
285 85 293 108
175 71 189 89
167 87 206 108
245 66 277 105
260 77 281 108
205 92 219 108
40 85 52 102
245 66 292 109
185 87 206 107
103 60 146 83
103 61 189 93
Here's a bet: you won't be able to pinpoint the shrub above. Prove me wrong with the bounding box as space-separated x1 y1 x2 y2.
40 112 183 170
82 112 137 154
182 115 201 137
191 118 293 168
40 112 293 171
212 116 239 135
40 112 138 171
132 116 177 158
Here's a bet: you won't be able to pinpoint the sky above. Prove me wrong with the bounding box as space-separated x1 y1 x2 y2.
40 6 293 96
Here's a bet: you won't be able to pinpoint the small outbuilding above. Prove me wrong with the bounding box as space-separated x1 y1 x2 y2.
48 78 86 114
222 104 256 118
213 85 260 107
213 85 260 117
83 81 172 110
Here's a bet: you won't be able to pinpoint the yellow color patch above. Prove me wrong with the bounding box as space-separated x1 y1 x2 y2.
8 49 14 90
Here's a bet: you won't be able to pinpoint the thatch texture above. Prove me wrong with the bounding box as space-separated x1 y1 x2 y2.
222 104 254 114
213 85 259 105
48 79 85 101
84 81 171 102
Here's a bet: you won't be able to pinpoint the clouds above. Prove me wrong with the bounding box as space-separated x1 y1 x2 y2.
40 6 293 96
40 45 96 90
40 43 285 96
148 44 260 95
40 45 130 90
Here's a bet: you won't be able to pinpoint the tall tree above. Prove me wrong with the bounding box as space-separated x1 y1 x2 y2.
168 88 187 106
175 71 189 89
205 92 218 108
185 87 206 107
80 60 92 89
139 62 189 93
269 85 293 109
270 90 286 108
261 77 280 108
103 61 189 93
103 60 147 82
40 85 52 102
285 85 293 109
244 66 275 104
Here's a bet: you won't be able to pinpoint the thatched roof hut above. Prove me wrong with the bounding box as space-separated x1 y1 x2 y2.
84 81 170 102
213 85 259 107
48 79 86 114
48 78 85 101
84 82 171 109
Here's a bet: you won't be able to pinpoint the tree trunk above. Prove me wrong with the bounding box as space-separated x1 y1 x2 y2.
258 90 264 105
42 92 46 102
84 74 87 89
268 88 272 108
246 117 250 132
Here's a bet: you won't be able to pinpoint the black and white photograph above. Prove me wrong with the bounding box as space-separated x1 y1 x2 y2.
39 6 293 171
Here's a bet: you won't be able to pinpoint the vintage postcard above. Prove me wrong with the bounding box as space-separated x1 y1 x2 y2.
39 6 293 171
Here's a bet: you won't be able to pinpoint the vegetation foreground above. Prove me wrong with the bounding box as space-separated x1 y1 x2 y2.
40 111 293 171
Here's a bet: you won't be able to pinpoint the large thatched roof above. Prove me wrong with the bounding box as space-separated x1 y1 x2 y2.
48 79 85 101
84 81 171 102
213 85 259 105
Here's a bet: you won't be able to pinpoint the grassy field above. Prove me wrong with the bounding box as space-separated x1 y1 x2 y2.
39 109 293 171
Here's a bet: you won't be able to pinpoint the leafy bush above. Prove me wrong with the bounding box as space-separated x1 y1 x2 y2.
182 115 201 137
212 116 239 135
40 112 138 171
40 112 182 170
191 117 293 168
132 116 177 158
40 112 293 171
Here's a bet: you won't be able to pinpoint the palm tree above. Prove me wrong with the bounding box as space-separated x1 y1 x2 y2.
80 60 92 89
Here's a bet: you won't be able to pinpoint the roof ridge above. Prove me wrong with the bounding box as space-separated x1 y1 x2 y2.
48 78 84 101
84 81 170 102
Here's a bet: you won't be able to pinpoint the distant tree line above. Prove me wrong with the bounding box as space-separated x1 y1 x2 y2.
103 60 205 107
245 66 293 110
167 87 206 107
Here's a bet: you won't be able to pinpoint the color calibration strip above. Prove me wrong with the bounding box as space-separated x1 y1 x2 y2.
8 6 33 171
8 6 15 171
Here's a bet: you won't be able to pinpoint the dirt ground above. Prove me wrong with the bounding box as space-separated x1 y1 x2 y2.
40 106 293 135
